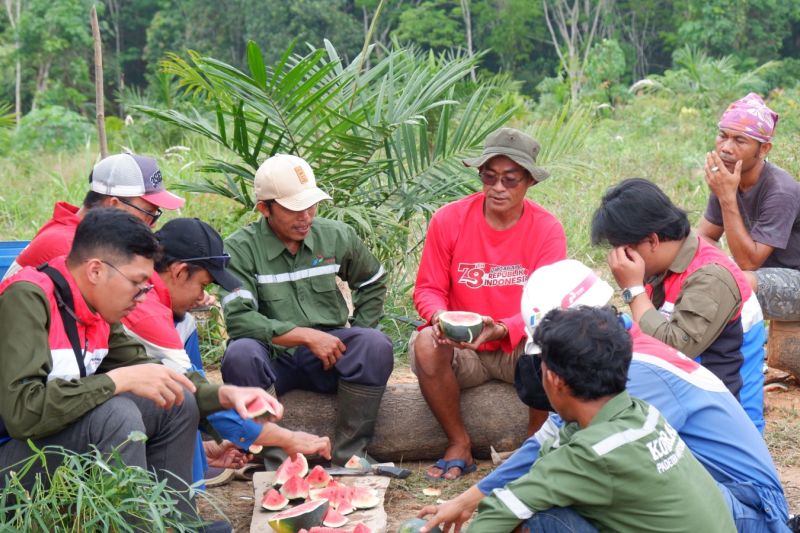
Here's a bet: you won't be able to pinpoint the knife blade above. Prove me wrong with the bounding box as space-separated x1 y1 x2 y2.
323 465 411 479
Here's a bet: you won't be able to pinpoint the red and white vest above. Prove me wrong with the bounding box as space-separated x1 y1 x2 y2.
0 256 110 381
645 235 751 397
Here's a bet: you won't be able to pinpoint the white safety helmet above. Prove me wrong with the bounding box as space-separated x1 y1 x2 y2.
521 259 614 353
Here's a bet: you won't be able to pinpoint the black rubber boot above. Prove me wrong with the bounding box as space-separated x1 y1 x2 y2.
331 381 385 466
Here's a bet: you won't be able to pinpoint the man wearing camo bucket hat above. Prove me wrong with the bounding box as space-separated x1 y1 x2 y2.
410 127 567 481
698 92 800 320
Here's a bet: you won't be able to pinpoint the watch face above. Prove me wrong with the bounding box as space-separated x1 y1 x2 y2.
622 289 633 304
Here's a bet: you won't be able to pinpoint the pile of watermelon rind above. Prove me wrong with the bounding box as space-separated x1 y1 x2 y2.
260 454 379 533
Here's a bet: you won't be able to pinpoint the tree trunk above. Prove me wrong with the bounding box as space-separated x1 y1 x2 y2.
460 0 476 82
90 5 108 159
277 381 530 462
5 0 22 125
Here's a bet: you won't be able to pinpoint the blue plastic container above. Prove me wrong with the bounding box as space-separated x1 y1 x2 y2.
0 241 30 278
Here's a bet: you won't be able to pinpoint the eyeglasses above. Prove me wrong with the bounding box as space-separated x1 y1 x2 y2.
118 198 163 224
181 255 231 268
479 170 529 189
101 260 154 299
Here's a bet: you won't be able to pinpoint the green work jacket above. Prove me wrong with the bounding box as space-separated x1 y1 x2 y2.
221 217 387 349
468 392 736 533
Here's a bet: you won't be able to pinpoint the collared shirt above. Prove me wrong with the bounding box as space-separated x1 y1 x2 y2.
468 392 735 533
221 217 386 348
640 232 742 358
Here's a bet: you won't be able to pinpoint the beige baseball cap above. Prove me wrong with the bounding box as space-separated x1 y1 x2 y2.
253 154 332 211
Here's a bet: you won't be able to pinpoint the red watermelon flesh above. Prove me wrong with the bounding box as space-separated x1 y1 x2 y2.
280 474 310 500
336 499 355 515
245 396 276 418
308 528 341 533
351 524 373 533
322 507 348 528
261 487 289 511
275 454 309 486
344 455 370 469
351 487 379 509
306 465 332 489
268 499 329 533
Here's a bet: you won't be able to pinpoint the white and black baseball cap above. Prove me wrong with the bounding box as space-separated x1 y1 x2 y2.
90 153 184 210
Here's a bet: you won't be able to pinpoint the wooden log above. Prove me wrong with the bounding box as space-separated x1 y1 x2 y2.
277 381 529 462
767 320 800 381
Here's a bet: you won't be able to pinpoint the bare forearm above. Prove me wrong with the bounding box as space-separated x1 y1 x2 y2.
718 198 764 269
272 327 312 348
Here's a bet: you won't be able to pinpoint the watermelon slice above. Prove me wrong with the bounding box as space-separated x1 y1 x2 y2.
438 311 484 343
245 396 276 418
268 499 329 533
275 454 309 486
397 517 442 533
306 465 332 489
249 444 263 454
351 524 373 533
322 506 348 528
280 474 310 500
344 455 370 469
351 487 379 509
336 499 355 516
261 488 289 511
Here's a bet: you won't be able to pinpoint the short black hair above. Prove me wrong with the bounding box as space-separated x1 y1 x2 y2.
82 190 111 209
67 208 160 265
590 178 690 247
533 306 632 400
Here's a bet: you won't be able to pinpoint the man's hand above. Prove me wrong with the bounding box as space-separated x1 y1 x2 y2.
417 485 483 533
284 431 332 460
303 329 346 370
255 424 332 460
607 246 646 289
704 151 742 204
107 364 196 409
431 311 506 350
204 440 251 469
218 385 284 422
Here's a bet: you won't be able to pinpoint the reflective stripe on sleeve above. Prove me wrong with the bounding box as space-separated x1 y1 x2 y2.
222 289 256 306
493 488 534 520
356 265 386 288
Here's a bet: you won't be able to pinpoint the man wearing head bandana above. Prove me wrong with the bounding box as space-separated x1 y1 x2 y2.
698 93 800 320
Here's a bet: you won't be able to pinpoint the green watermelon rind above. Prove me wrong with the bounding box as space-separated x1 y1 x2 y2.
268 499 329 533
438 311 483 343
397 517 443 533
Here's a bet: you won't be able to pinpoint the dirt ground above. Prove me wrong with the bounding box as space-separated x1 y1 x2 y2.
200 368 800 532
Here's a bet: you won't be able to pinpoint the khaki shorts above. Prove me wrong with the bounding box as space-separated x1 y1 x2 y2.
408 329 524 389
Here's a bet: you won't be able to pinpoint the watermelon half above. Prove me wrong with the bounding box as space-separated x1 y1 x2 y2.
438 311 484 343
268 499 329 533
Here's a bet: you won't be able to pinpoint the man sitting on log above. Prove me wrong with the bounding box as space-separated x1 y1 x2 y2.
219 154 394 467
698 93 800 321
119 217 331 487
411 127 566 480
591 178 766 431
418 260 788 533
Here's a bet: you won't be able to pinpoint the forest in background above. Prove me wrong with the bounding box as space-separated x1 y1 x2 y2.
2 0 800 127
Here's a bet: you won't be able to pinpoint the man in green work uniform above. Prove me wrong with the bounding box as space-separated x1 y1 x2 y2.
220 154 393 466
466 306 735 533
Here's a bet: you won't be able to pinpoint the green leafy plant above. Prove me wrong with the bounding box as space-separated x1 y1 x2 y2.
135 41 515 263
0 435 221 532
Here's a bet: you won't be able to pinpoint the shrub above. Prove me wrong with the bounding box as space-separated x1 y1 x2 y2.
12 106 94 153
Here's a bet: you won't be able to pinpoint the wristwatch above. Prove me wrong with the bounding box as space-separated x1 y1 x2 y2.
622 285 646 305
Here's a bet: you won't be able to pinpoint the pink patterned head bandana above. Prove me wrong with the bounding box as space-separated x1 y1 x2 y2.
718 92 779 143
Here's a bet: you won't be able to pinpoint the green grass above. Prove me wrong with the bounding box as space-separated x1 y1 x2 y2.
4 91 800 360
